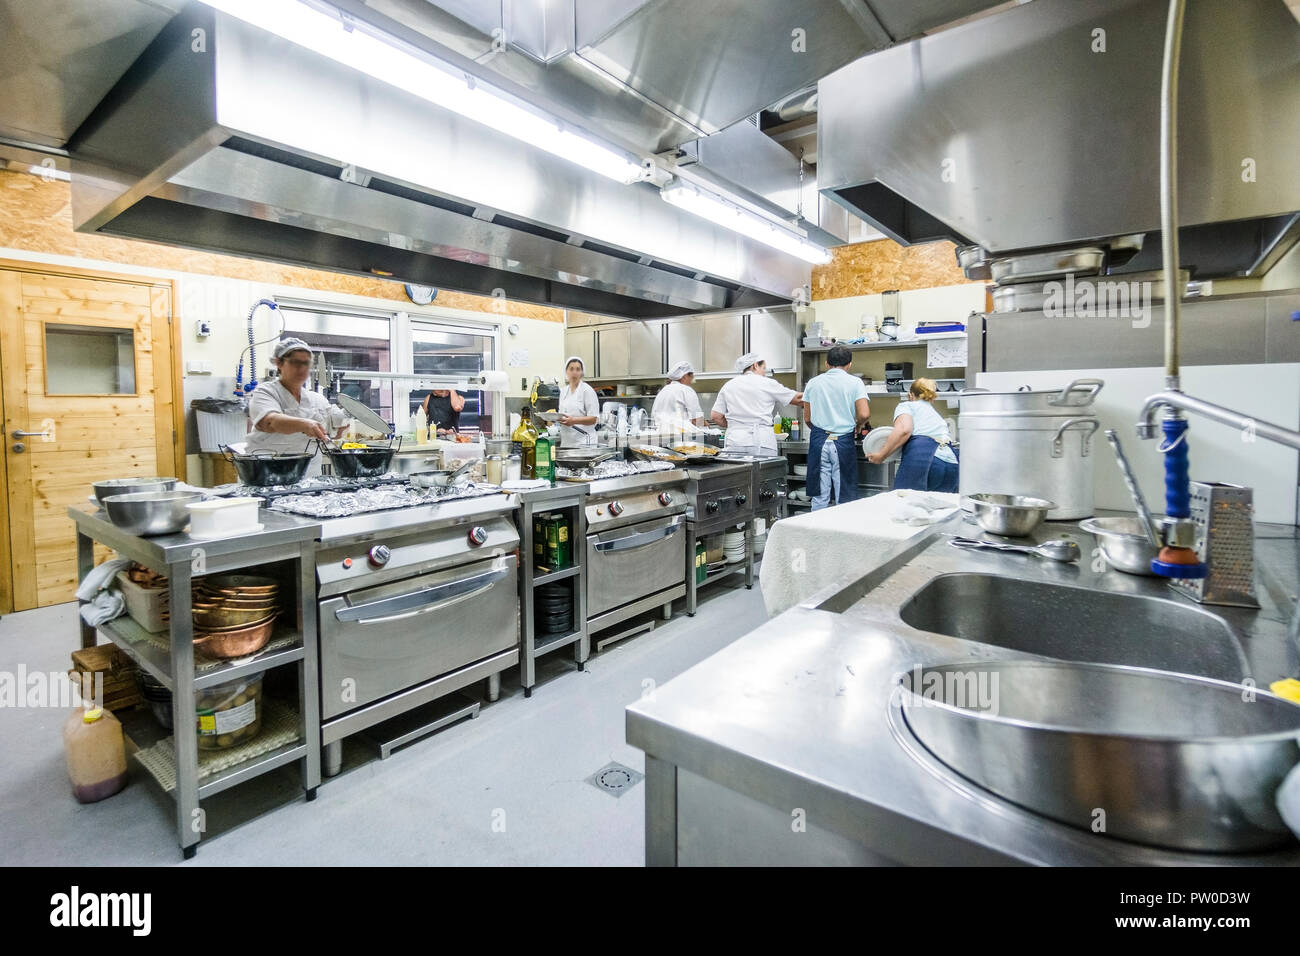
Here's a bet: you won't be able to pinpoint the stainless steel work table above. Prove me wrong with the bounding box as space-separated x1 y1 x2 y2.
627 515 1300 866
514 482 590 695
70 505 323 859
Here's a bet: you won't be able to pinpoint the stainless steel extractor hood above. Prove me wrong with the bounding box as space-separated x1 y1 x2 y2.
818 0 1300 279
68 5 827 317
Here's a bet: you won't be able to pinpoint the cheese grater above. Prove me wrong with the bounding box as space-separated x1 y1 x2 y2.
1170 481 1260 608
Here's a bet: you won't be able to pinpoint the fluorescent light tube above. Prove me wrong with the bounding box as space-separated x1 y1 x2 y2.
196 0 645 184
660 181 832 265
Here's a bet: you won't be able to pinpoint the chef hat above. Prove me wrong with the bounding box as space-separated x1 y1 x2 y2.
668 361 694 381
734 351 762 372
273 337 314 359
564 355 585 372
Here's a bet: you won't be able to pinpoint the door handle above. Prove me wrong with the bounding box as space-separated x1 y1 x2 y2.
12 430 50 439
334 566 510 624
593 520 681 552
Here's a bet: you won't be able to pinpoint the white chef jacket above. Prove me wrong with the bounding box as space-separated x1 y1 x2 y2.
244 379 337 476
713 372 796 455
557 380 600 447
651 381 704 430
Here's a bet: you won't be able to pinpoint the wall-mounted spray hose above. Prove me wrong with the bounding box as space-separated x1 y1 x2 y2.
1146 0 1205 579
233 299 282 397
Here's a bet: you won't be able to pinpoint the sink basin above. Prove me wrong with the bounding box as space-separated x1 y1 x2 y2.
901 661 1300 852
899 573 1248 681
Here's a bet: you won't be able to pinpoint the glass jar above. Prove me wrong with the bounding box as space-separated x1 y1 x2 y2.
486 455 503 485
505 454 522 482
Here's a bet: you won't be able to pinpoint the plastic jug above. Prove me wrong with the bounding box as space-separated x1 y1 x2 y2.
64 706 127 803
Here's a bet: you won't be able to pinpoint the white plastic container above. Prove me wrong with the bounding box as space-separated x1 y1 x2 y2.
186 497 263 539
195 410 249 453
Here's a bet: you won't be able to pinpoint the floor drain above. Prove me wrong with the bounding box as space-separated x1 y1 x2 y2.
586 761 644 798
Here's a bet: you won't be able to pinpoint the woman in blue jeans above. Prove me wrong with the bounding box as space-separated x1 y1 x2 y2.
865 378 959 492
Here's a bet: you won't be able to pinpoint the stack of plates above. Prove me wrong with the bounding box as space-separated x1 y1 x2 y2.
791 464 808 477
723 530 746 564
535 582 574 637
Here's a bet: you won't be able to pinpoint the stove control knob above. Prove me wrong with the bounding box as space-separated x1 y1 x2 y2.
608 500 624 517
735 493 747 505
761 490 775 502
468 526 488 547
658 492 673 506
706 501 720 514
368 545 391 568
342 557 354 569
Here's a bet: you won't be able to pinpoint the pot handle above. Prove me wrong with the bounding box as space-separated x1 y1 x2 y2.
1051 418 1100 458
1048 378 1105 407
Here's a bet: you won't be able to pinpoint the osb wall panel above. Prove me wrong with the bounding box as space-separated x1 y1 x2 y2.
812 238 979 300
0 170 564 322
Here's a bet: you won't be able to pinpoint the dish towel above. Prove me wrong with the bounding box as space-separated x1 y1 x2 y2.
76 556 132 627
761 490 959 616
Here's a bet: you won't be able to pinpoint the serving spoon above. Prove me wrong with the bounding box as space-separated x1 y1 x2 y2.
949 535 1082 563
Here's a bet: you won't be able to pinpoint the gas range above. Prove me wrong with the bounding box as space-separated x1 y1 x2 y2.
680 459 755 529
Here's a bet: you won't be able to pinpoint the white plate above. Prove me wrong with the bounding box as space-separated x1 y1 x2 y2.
188 523 263 540
861 427 902 463
501 479 551 490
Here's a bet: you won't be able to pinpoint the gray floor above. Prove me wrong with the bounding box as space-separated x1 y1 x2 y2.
0 574 767 866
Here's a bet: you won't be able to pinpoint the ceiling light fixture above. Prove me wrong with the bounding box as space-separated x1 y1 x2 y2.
195 0 645 184
660 180 832 265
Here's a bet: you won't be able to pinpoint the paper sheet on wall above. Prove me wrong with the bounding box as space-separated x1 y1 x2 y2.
508 349 530 367
927 337 967 368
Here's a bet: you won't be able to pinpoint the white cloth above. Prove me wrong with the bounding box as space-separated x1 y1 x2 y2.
652 381 703 429
894 400 957 464
77 556 132 628
244 379 339 476
80 591 125 628
557 380 600 447
714 372 795 456
760 490 960 616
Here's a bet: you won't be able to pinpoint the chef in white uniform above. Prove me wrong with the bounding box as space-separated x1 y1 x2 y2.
557 355 600 447
244 338 349 476
710 352 803 456
651 361 706 431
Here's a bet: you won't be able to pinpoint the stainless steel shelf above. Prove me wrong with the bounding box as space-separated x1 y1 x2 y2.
533 565 580 586
99 616 305 691
534 629 584 656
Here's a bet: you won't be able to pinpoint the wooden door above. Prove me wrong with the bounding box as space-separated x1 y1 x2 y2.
0 266 179 611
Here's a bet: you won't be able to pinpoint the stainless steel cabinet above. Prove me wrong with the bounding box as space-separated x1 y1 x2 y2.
666 319 704 374
596 325 630 380
564 328 597 375
627 320 665 378
702 313 745 373
747 310 796 372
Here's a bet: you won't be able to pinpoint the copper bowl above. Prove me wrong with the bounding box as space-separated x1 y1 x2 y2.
192 617 275 658
197 574 278 593
193 603 278 629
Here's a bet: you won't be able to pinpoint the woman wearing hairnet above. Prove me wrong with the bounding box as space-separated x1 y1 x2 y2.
557 355 600 446
652 361 706 431
710 352 803 456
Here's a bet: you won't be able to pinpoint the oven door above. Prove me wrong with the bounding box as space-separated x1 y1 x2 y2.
319 553 518 719
585 514 686 619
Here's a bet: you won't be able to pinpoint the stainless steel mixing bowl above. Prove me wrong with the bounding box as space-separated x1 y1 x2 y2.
103 491 204 536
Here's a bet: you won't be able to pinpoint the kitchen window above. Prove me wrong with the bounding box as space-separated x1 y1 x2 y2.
277 303 395 427
410 323 497 435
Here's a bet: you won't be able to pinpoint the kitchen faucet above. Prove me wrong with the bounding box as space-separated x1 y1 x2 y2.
1131 0 1300 579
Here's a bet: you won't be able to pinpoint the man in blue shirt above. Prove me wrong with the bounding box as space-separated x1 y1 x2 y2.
802 345 871 510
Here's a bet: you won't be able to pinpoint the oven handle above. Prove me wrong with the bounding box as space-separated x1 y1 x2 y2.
334 566 510 624
593 520 681 553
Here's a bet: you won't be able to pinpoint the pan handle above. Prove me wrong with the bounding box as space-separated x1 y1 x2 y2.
1047 378 1105 407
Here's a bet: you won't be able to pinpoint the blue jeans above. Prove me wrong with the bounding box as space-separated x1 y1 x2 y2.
811 440 842 510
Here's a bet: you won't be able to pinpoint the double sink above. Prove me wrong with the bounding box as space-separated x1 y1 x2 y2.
847 521 1300 855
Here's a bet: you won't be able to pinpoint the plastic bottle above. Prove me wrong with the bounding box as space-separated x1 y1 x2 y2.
64 706 127 803
413 407 428 445
512 407 539 479
534 432 553 482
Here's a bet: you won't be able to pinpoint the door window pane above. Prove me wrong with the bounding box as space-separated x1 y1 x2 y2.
411 326 495 435
45 324 136 395
280 311 393 427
